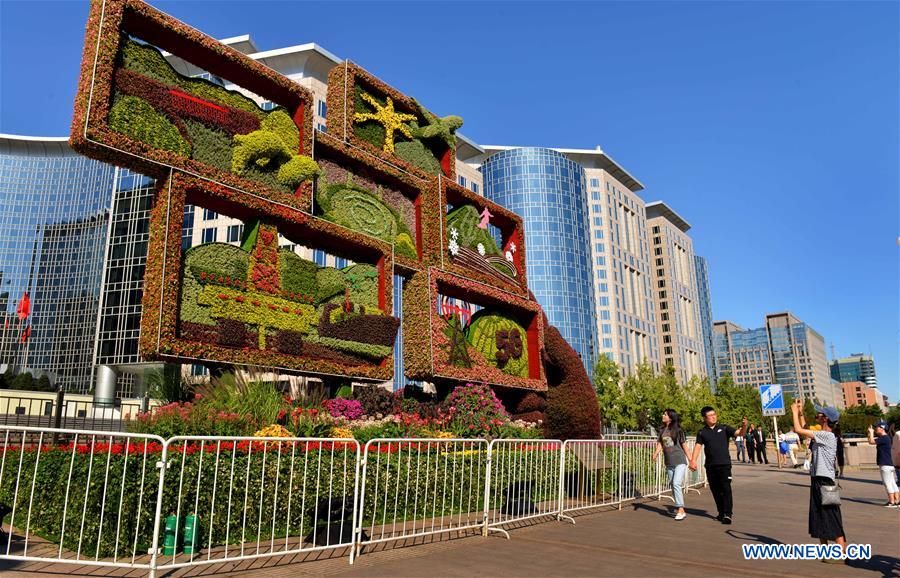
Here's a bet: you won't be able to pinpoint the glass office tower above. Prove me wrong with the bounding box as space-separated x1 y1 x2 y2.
480 147 598 374
0 135 116 391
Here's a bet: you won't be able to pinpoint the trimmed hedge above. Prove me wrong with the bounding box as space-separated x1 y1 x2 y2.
183 119 232 171
278 250 318 298
466 310 529 378
543 322 601 439
395 139 442 176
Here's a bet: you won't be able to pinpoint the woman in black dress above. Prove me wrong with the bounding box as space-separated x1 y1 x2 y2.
790 399 846 564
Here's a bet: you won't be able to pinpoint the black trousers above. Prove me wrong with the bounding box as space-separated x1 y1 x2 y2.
755 442 768 464
747 443 756 463
705 464 733 517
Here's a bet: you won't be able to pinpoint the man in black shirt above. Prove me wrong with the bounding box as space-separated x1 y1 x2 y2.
689 406 747 525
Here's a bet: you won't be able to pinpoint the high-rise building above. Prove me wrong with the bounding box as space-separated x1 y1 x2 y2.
830 354 877 387
840 381 887 410
0 135 115 391
694 255 716 387
476 148 598 374
713 312 835 404
462 145 660 377
645 201 706 383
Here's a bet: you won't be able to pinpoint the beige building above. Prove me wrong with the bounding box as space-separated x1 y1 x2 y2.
713 312 836 405
645 202 706 383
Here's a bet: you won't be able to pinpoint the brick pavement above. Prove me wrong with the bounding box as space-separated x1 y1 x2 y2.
2 463 898 577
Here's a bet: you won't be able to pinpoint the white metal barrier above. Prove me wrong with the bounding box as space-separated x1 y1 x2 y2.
152 436 361 572
0 429 712 575
0 425 166 572
355 438 488 551
559 440 624 514
484 440 565 537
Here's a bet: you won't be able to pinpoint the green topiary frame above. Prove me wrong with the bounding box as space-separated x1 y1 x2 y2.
140 172 396 381
70 0 315 212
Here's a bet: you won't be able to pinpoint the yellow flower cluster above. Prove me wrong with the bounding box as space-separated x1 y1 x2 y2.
353 92 415 154
253 424 293 438
429 430 455 439
331 426 355 439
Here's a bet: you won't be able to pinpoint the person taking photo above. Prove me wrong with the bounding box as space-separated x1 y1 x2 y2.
791 399 846 563
689 407 747 524
867 420 899 507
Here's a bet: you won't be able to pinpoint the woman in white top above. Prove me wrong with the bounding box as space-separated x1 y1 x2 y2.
790 399 846 564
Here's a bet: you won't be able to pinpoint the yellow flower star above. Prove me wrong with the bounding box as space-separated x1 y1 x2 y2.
353 92 416 153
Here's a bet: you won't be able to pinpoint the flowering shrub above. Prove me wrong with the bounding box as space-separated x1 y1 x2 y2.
443 383 510 438
130 401 247 438
324 397 365 420
253 424 293 438
288 407 334 438
330 426 355 439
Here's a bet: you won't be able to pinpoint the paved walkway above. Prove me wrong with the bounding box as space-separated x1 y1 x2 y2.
2 464 898 577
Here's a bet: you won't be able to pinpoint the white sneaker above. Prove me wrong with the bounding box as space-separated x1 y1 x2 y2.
675 512 686 520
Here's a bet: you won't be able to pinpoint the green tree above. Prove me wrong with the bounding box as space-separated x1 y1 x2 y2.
843 402 884 417
713 375 762 428
802 399 816 424
885 405 900 429
10 372 34 391
591 354 622 426
35 375 53 392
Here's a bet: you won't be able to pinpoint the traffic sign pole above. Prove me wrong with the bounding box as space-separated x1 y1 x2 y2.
773 415 781 469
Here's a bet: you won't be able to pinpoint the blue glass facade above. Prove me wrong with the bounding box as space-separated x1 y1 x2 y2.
480 148 597 374
0 136 116 390
694 255 716 387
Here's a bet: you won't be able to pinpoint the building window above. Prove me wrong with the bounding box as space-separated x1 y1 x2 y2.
458 175 467 187
317 100 327 118
657 280 665 288
657 268 664 277
591 192 601 201
590 178 600 188
664 346 673 355
652 226 660 234
202 228 216 243
316 123 327 132
656 258 663 266
655 248 662 255
602 338 613 348
471 183 479 193
203 208 217 221
227 224 243 243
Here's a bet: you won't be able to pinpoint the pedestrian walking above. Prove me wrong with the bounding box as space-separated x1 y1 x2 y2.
867 421 899 507
791 399 847 563
753 424 769 465
780 429 801 467
652 409 690 520
746 424 757 464
735 433 746 463
689 406 747 525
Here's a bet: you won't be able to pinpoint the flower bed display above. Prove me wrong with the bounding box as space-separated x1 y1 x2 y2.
70 0 315 211
403 269 545 390
326 61 461 182
140 172 398 380
441 178 528 295
312 131 440 271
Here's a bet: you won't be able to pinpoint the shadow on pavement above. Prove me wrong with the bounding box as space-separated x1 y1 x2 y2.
845 554 900 577
632 503 717 520
724 530 783 545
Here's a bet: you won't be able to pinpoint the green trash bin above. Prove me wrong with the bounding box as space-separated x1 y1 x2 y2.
183 513 200 555
162 514 181 556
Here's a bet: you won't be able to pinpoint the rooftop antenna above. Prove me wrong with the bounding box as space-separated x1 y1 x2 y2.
829 342 836 361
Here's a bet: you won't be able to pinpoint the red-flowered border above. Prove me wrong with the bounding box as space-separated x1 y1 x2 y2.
326 60 456 184
140 171 396 381
70 0 314 212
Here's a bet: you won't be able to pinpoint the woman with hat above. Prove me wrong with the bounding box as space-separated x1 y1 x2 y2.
791 399 847 563
867 420 899 507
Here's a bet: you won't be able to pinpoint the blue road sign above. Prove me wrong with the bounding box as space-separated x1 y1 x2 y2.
759 383 785 417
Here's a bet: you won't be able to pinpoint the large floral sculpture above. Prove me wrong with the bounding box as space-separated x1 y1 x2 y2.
71 0 600 438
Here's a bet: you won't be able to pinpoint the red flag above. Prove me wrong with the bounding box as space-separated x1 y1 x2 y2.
16 292 30 321
3 317 7 330
21 325 31 343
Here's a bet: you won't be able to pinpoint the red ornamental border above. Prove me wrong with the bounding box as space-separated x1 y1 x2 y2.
326 61 457 184
439 177 529 296
139 171 396 381
70 0 314 212
312 131 441 273
403 268 546 391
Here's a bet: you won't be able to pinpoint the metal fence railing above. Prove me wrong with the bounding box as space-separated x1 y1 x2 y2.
356 439 487 551
0 425 166 572
0 391 147 433
484 440 565 537
0 428 710 576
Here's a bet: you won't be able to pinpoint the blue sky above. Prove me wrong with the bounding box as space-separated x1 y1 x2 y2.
1 1 897 399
